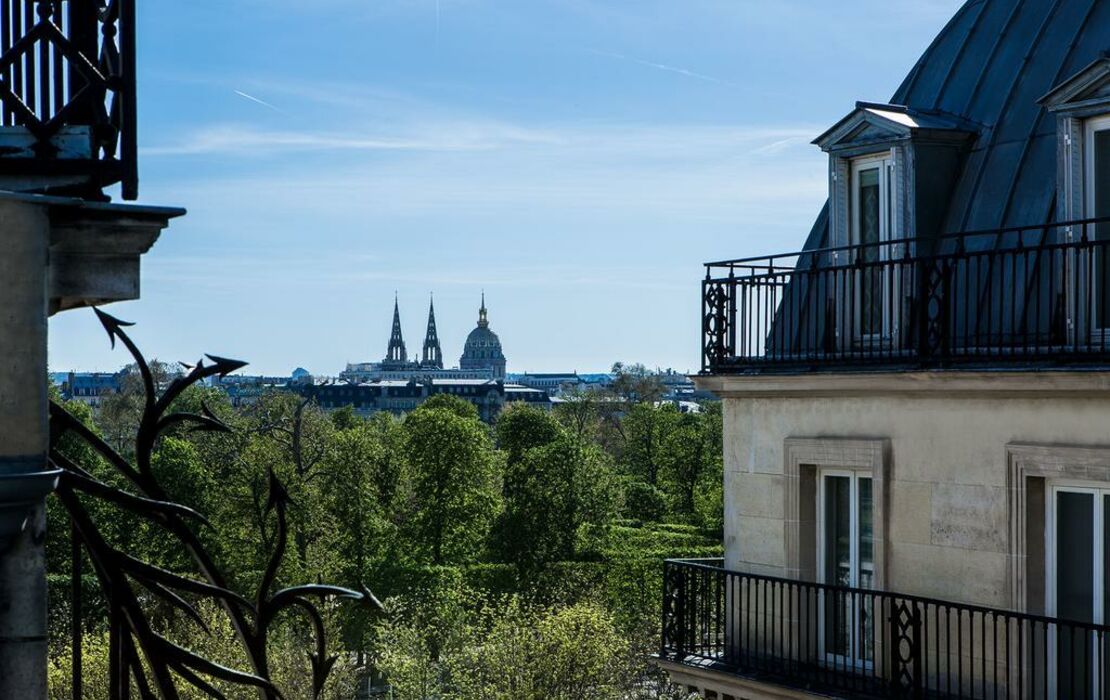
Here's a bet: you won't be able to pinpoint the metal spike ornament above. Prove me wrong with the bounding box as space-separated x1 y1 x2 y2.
50 309 384 699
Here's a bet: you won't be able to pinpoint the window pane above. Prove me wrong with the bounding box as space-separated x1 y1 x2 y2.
1095 129 1110 222
859 169 881 249
824 476 852 586
857 167 882 336
858 477 874 589
1095 130 1110 328
1057 491 1094 698
858 477 874 663
824 476 851 658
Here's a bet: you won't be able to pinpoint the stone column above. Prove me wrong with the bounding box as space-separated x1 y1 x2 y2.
0 199 58 700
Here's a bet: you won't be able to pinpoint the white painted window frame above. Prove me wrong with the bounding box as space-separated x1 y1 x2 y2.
1082 115 1110 343
847 152 900 345
817 468 874 670
1045 482 1110 698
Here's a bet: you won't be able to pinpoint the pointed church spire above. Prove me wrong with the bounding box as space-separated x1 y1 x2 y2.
478 290 489 328
384 295 408 366
422 294 443 369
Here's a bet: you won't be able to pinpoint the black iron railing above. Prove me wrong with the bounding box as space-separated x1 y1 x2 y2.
0 0 137 198
662 559 1110 699
702 217 1110 373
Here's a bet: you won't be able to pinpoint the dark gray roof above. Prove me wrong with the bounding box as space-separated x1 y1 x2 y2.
802 0 1110 252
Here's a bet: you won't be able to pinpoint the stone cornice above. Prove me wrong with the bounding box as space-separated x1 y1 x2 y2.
694 370 1110 399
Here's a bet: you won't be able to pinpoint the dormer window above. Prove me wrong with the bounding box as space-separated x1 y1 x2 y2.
814 102 975 251
1042 58 1110 337
813 103 975 346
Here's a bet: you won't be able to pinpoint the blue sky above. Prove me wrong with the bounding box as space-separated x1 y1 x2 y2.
48 0 964 376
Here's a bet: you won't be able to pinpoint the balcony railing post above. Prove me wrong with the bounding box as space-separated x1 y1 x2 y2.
119 0 138 200
701 275 710 373
67 0 97 124
727 268 737 361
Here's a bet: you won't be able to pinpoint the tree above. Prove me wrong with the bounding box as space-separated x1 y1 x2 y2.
318 422 394 655
620 403 679 486
367 412 405 513
620 480 667 522
241 392 336 569
420 393 480 421
552 388 600 441
399 403 500 565
495 403 562 468
609 362 666 405
95 360 180 456
493 406 616 566
659 412 712 517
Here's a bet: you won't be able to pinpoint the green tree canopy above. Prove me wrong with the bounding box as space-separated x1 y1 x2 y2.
399 404 500 565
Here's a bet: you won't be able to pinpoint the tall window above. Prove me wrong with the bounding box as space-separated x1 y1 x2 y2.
851 154 896 341
1048 486 1110 697
819 470 874 666
1088 116 1110 333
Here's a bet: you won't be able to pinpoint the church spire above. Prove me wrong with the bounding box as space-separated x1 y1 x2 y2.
478 291 489 329
422 294 443 369
384 295 408 366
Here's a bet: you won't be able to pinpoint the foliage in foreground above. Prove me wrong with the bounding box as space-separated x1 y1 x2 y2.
47 602 361 700
374 583 699 700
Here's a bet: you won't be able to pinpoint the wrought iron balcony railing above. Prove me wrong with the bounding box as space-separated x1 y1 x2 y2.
0 0 137 199
661 559 1110 699
702 217 1110 374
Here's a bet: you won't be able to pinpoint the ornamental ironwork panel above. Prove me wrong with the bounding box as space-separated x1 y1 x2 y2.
888 599 922 699
0 0 137 198
701 278 732 373
50 310 381 699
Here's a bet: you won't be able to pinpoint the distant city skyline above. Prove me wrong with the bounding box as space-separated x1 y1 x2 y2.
46 1 964 375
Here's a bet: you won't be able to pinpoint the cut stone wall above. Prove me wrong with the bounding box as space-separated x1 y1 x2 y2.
711 373 1110 611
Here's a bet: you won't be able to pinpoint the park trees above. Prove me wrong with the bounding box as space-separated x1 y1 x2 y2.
493 404 617 566
397 399 500 565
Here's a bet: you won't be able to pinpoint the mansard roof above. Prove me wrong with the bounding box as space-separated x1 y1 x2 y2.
800 0 1110 253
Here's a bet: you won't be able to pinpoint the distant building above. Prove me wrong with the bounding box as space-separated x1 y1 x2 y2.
341 295 503 383
459 294 506 380
299 378 548 423
209 369 315 407
341 363 492 383
58 371 123 408
513 372 583 397
656 368 718 406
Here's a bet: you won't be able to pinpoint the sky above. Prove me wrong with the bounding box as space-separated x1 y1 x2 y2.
47 0 966 377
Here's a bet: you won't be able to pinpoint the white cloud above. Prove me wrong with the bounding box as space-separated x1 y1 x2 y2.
142 121 563 157
585 49 738 88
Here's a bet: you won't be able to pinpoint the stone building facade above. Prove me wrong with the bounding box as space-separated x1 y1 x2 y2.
658 2 1110 698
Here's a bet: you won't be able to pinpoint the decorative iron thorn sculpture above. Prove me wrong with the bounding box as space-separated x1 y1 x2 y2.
49 308 384 700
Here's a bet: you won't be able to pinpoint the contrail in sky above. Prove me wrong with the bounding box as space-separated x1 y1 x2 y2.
587 49 737 88
234 90 286 114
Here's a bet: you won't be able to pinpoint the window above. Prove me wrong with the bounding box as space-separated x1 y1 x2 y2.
818 469 874 667
850 154 898 341
1047 485 1110 696
1087 116 1110 333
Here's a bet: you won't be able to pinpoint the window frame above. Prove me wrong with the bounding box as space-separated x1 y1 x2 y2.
848 152 900 343
816 468 875 670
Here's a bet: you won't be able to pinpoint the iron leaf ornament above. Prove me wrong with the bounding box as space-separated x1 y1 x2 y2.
49 309 383 699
